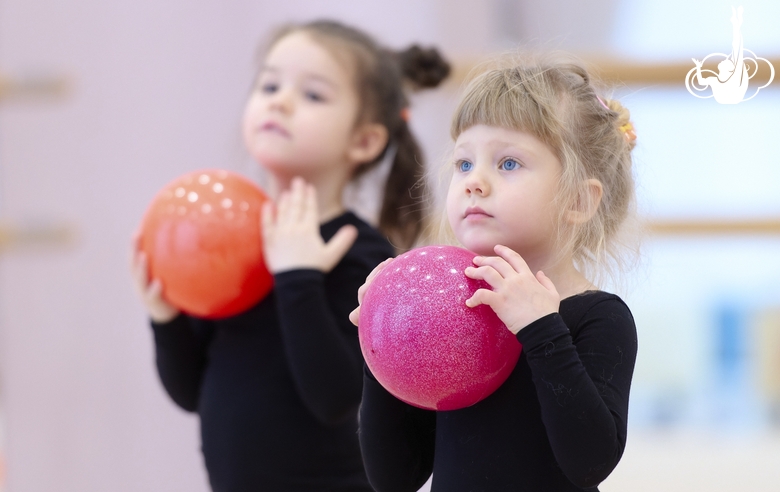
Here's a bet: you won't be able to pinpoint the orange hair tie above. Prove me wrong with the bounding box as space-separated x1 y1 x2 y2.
400 107 411 122
620 122 637 145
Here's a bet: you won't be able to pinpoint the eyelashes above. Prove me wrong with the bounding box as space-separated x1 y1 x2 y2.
454 157 522 172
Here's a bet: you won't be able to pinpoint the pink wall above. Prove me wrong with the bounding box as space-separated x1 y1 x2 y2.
0 1 615 490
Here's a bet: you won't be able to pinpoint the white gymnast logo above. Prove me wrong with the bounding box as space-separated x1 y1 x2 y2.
685 6 774 104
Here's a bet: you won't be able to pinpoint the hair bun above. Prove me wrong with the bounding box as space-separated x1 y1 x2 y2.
397 45 451 89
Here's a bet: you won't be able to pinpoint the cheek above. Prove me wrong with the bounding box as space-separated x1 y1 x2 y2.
241 99 260 137
444 185 460 231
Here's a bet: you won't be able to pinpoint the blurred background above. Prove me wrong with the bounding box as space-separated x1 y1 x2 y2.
1 0 778 490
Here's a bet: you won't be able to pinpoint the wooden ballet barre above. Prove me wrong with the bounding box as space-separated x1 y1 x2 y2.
590 57 778 86
449 57 780 86
0 73 72 102
647 219 780 236
0 222 77 250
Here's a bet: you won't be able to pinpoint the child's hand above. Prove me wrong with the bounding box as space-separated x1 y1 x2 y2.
262 176 358 274
130 234 180 323
348 258 393 326
463 244 560 335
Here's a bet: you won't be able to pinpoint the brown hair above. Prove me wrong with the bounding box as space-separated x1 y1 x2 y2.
443 53 638 284
268 20 450 252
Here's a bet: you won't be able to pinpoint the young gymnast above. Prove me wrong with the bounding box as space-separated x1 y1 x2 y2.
352 54 639 491
131 20 449 491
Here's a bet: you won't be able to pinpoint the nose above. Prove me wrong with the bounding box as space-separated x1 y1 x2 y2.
464 166 490 196
268 87 294 114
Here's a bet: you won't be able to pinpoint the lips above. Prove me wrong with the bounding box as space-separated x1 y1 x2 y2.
464 206 492 218
259 120 290 137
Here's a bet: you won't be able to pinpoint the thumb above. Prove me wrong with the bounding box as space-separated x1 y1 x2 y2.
321 224 358 272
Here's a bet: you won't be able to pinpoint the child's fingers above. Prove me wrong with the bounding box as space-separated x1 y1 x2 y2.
276 189 290 223
357 258 393 304
130 250 150 296
365 258 392 282
145 278 180 323
356 282 369 305
288 177 306 222
349 306 360 327
147 277 164 301
493 244 531 275
322 224 358 272
363 258 393 287
137 252 149 286
303 183 318 225
261 201 275 241
536 271 559 296
367 258 392 281
464 264 503 287
472 253 514 278
465 288 497 309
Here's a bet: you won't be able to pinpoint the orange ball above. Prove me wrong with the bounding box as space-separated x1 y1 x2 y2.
140 169 273 319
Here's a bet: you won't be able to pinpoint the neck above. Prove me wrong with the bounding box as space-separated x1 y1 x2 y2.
524 251 595 300
267 168 349 223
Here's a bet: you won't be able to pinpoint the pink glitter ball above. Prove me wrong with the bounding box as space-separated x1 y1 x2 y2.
358 245 522 411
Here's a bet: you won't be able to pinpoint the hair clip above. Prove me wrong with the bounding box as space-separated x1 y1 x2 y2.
620 122 637 145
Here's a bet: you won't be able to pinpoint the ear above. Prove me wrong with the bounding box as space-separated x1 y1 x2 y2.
346 123 389 167
566 179 603 224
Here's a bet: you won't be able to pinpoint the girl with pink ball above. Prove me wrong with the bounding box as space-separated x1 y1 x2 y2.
352 54 640 491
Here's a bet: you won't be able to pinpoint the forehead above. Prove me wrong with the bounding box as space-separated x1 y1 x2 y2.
264 31 353 83
455 125 548 153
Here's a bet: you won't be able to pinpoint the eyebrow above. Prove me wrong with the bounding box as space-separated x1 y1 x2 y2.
454 139 539 163
260 65 338 89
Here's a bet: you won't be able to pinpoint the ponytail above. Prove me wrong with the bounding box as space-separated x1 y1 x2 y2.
378 123 426 251
377 44 450 251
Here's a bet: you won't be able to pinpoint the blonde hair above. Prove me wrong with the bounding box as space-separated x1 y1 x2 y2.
430 53 639 286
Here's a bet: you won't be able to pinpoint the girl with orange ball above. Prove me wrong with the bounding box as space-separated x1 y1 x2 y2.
131 20 449 490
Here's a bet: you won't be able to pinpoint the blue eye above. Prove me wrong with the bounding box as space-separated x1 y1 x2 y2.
458 160 473 172
305 91 324 102
500 159 520 171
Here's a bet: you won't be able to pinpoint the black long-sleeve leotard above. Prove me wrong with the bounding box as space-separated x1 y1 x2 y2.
359 290 637 492
151 211 394 491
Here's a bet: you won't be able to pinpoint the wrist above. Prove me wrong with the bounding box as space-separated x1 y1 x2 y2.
508 309 557 335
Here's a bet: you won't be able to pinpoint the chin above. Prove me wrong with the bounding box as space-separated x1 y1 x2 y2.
456 233 498 256
253 155 306 175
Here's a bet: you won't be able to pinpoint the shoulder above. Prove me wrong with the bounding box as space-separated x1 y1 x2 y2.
559 290 636 341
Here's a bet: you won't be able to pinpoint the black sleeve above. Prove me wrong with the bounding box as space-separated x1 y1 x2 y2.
359 366 437 492
516 297 637 488
273 251 383 425
151 314 215 412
